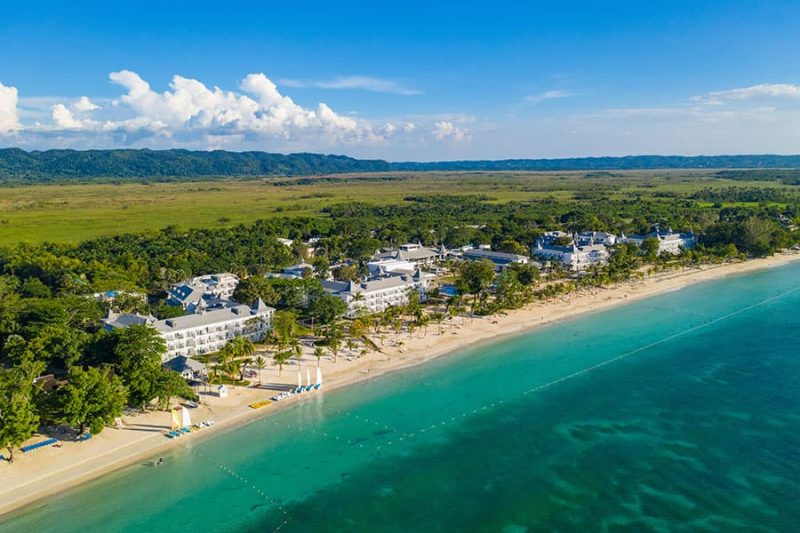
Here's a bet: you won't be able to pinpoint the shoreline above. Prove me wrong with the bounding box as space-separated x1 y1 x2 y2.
2 251 799 518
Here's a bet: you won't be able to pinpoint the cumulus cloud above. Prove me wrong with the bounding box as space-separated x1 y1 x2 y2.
526 89 575 104
0 71 464 151
50 104 83 129
281 75 421 95
98 70 386 143
0 81 21 132
73 96 99 112
433 121 468 142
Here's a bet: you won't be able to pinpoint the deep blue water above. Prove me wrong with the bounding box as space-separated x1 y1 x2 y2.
3 263 800 532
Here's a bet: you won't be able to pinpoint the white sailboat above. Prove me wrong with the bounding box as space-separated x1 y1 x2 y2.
181 406 192 429
295 368 303 394
314 366 323 390
305 367 313 392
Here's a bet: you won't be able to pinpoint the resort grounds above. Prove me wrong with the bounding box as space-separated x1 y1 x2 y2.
1 250 799 517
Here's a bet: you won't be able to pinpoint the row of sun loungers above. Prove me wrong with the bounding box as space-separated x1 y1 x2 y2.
164 420 214 439
21 438 58 453
165 427 191 438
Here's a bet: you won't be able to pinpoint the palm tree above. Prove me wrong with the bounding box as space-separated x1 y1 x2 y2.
346 337 357 353
238 357 253 382
218 335 256 382
352 292 366 314
223 358 239 382
254 356 267 386
314 345 325 367
328 340 341 363
230 336 256 359
371 317 382 340
430 311 445 335
273 350 292 375
291 338 303 364
415 312 430 337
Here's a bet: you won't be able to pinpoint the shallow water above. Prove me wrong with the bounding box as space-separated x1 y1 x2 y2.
3 263 800 532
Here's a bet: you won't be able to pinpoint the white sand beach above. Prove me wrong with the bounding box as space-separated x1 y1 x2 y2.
1 251 798 517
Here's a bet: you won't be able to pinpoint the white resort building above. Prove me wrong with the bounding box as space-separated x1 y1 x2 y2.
532 231 611 271
366 258 418 276
167 273 240 310
322 270 435 318
373 243 447 266
461 248 529 269
621 227 696 255
104 299 274 362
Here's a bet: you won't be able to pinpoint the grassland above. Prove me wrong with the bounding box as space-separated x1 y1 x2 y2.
0 170 794 245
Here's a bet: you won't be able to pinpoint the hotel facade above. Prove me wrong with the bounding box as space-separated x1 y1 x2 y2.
104 299 274 362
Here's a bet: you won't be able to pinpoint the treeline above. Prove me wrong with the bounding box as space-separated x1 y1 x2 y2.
5 149 800 185
713 169 800 185
689 187 800 204
392 155 800 172
0 149 390 184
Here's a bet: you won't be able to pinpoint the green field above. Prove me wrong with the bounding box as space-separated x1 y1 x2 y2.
0 171 794 245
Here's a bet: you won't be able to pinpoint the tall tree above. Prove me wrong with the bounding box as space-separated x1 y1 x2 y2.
152 370 197 410
0 362 43 462
111 325 166 410
272 310 299 349
57 366 128 436
309 293 348 329
28 324 90 369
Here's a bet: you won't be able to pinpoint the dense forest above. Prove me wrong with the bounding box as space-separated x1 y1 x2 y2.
3 149 800 184
394 155 800 172
0 149 390 183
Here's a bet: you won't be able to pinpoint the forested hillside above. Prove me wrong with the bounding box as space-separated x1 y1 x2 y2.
0 149 390 183
3 149 800 184
392 155 800 172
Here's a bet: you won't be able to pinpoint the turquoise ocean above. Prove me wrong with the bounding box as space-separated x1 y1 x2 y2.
3 263 800 532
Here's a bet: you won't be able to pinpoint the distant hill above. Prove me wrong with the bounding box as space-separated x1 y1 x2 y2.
0 148 390 183
2 149 800 184
390 155 800 172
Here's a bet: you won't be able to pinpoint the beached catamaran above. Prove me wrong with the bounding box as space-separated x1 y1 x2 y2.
315 366 323 390
305 368 313 392
295 368 304 394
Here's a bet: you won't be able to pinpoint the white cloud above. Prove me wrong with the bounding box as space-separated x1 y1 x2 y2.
281 76 421 95
692 83 800 105
98 70 380 143
432 121 468 142
73 96 99 112
0 82 21 132
50 104 83 129
12 72 799 159
0 71 465 151
526 89 575 104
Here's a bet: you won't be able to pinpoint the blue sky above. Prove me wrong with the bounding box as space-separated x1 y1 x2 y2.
1 0 799 160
